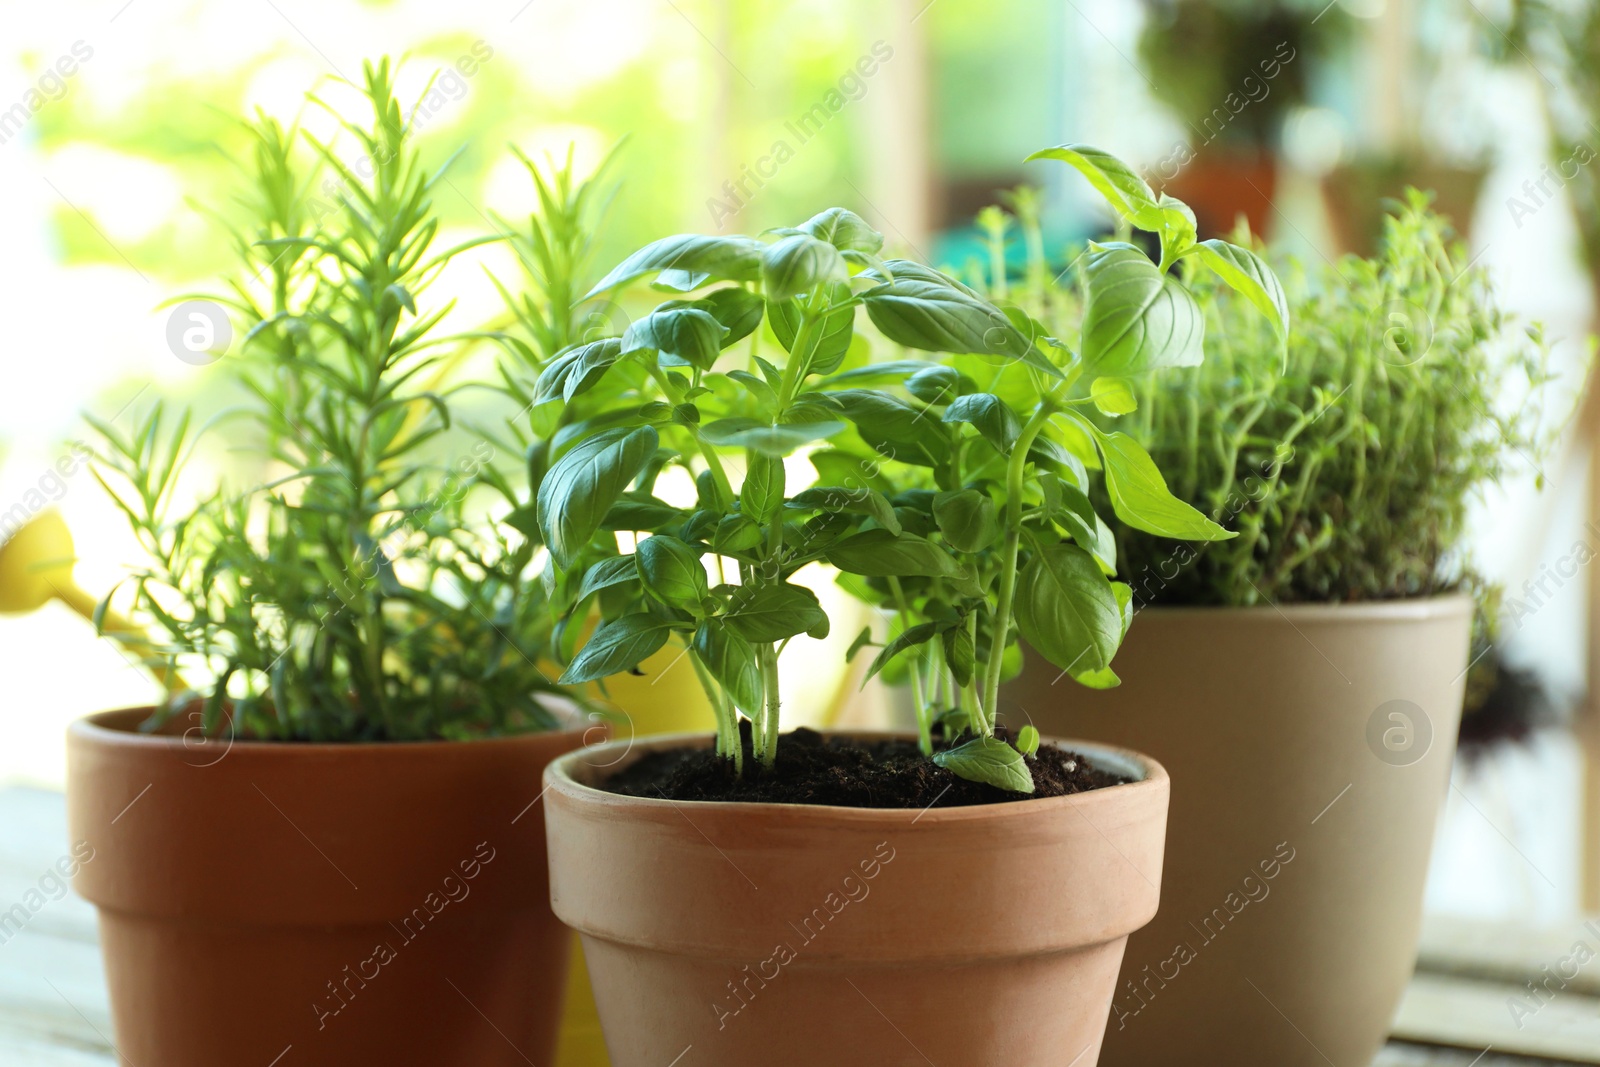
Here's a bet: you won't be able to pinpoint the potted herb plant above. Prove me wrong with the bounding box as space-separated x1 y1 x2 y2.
535 147 1285 1065
66 64 590 1067
999 195 1564 1065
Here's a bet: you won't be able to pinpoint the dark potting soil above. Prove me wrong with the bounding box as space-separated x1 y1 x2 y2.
602 723 1129 808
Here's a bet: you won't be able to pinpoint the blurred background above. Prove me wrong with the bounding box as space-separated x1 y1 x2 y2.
1 0 1598 925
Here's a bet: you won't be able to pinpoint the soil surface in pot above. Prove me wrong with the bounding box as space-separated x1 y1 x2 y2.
602 725 1127 808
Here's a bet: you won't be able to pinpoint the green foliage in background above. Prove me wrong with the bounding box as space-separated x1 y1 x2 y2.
973 188 1562 607
88 63 575 741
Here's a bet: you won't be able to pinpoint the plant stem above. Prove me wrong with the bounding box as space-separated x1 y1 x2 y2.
758 642 781 768
648 365 736 506
980 405 1052 730
887 576 931 754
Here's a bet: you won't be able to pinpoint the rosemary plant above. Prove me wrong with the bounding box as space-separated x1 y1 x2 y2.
89 62 569 741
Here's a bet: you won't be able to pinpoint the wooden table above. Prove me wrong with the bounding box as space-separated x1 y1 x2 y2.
2 787 1597 1066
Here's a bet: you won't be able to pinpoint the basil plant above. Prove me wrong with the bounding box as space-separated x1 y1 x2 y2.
529 145 1286 790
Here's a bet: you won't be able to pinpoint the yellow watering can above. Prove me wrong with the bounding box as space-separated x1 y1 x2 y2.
0 510 184 690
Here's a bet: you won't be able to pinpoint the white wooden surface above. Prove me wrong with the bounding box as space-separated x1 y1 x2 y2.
0 786 1594 1066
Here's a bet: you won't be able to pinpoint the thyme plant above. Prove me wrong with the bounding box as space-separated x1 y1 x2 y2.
537 146 1287 791
89 63 570 741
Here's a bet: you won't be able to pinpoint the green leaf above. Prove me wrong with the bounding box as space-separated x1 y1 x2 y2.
767 281 856 377
711 514 763 554
826 529 964 579
741 451 785 522
1090 376 1138 416
846 625 874 661
585 234 766 297
788 486 902 536
1075 416 1234 542
863 620 942 682
575 555 641 603
1025 144 1163 231
906 365 971 405
829 389 947 465
697 287 766 344
796 207 883 253
636 535 710 614
1017 724 1041 756
932 489 999 552
623 306 727 369
942 623 976 687
559 613 674 683
1072 666 1122 689
862 261 1056 374
942 393 1021 450
724 582 830 642
538 426 660 568
1081 244 1205 376
1157 195 1197 260
533 338 622 404
1015 543 1123 674
693 619 763 714
1193 239 1289 340
933 736 1035 794
701 418 846 456
762 234 848 302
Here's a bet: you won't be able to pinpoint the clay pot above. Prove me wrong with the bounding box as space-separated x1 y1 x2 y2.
67 707 589 1067
1159 148 1278 240
1005 596 1471 1067
543 731 1169 1067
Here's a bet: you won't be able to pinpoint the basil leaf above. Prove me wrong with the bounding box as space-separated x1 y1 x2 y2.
686 287 765 346
1157 195 1198 259
538 426 659 567
724 582 830 642
942 393 1021 450
942 623 975 687
1015 543 1122 674
559 613 674 683
741 451 785 522
533 338 622 405
1017 725 1041 757
693 618 763 714
767 282 855 377
864 621 941 683
788 486 902 536
711 514 763 554
1073 415 1233 541
762 234 848 302
932 489 999 553
862 263 1047 369
825 529 963 578
1090 376 1138 416
906 365 971 405
574 555 641 603
636 534 710 615
797 206 883 253
701 417 846 456
623 306 727 369
1025 144 1163 231
1193 239 1289 340
1081 244 1205 376
933 736 1035 794
585 234 766 297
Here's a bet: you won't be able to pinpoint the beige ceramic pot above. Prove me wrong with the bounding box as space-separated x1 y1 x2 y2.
544 730 1169 1067
1005 596 1471 1067
67 707 589 1067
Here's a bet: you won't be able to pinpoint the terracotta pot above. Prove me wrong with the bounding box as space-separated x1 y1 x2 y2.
544 731 1169 1066
67 707 589 1067
1159 148 1278 240
1005 596 1471 1067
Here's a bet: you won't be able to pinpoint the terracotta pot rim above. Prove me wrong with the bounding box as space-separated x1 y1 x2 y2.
1131 591 1471 623
546 729 1167 821
71 705 594 754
